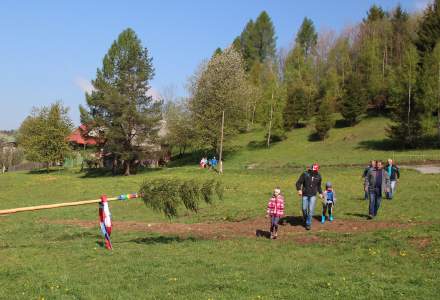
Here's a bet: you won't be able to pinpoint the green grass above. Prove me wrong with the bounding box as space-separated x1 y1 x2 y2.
1 117 440 299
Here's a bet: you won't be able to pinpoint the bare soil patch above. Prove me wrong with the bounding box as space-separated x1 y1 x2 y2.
47 216 416 243
402 164 440 174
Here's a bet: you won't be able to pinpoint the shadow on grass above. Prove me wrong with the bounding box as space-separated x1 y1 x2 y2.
80 167 162 178
167 146 242 168
279 215 306 227
256 229 271 239
357 136 440 151
334 119 352 129
308 132 324 142
129 236 199 245
27 168 63 175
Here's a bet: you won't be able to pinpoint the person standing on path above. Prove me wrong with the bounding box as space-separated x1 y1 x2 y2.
266 188 285 239
365 160 390 219
296 163 323 230
385 159 400 199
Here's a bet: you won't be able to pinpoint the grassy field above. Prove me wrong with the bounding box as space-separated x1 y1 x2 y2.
1 117 440 299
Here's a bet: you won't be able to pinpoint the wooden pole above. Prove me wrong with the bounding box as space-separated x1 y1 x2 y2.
0 195 138 216
219 110 225 174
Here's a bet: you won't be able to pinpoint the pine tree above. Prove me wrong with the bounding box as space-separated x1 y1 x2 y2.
314 97 334 140
388 44 422 146
416 0 440 57
295 17 318 57
340 73 368 125
420 41 440 142
254 11 277 61
82 28 162 175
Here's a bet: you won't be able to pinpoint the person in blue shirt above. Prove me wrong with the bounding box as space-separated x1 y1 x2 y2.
210 156 218 168
321 182 337 224
385 159 400 199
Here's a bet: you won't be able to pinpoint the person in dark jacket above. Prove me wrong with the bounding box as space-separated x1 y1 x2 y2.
296 163 323 230
362 160 376 200
385 159 400 199
365 160 390 219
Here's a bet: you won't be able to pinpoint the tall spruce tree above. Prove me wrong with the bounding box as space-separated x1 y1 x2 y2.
82 28 162 175
340 73 368 125
416 0 440 57
254 11 277 61
421 41 440 141
388 44 422 146
314 97 334 140
295 17 318 57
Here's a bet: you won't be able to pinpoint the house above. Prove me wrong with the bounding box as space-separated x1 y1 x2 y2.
67 125 101 149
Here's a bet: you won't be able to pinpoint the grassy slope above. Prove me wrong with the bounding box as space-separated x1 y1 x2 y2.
1 117 440 299
226 116 440 168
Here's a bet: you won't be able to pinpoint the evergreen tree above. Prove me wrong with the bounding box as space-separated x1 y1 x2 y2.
340 73 368 125
416 0 440 57
388 44 422 146
82 28 162 175
420 41 440 141
254 11 277 61
18 102 72 172
295 17 318 56
314 97 334 140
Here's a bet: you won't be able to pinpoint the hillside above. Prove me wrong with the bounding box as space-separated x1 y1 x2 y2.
224 116 440 169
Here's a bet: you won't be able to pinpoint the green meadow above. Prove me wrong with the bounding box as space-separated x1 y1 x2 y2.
1 117 440 299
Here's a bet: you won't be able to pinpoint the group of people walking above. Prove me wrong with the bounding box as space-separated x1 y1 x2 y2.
266 163 336 239
363 159 400 219
265 159 400 239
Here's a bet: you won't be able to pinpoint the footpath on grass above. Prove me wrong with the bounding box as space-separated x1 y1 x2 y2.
47 216 419 244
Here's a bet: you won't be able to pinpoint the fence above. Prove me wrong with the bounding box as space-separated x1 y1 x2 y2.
391 152 440 164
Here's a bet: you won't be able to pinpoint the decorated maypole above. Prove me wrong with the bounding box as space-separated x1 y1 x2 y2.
99 195 112 250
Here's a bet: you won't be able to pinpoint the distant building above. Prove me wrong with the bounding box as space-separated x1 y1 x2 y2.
67 125 102 149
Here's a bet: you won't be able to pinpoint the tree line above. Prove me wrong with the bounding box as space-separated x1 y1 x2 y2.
13 2 440 175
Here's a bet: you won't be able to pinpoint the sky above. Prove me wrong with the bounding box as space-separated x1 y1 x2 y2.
0 0 432 129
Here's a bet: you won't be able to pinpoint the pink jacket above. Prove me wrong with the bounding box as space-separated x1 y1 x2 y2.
267 195 285 218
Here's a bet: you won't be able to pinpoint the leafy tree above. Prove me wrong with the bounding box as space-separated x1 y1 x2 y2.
388 44 422 146
0 141 23 173
164 100 196 156
189 47 250 153
295 17 318 56
18 102 72 171
314 97 334 140
82 28 162 175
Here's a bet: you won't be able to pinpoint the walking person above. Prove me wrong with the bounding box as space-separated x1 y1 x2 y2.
385 159 400 199
266 188 285 239
321 182 336 224
365 160 390 219
362 160 376 200
296 163 323 230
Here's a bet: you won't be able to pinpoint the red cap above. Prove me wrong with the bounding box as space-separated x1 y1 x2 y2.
101 195 108 203
312 163 319 172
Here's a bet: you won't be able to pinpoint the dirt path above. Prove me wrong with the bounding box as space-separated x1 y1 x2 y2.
48 216 417 244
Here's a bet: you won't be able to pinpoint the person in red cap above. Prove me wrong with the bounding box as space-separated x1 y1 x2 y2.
295 163 323 230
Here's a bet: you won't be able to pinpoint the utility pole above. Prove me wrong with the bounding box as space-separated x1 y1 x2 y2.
219 110 225 174
267 91 274 148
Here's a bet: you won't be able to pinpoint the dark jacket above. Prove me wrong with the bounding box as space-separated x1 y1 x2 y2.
365 168 390 195
296 170 323 197
385 164 400 181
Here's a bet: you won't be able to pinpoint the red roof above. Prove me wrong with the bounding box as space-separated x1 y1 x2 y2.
68 125 99 145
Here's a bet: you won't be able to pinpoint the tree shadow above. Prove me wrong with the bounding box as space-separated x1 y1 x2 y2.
247 140 267 150
334 119 352 129
357 139 401 151
80 167 162 178
129 235 199 245
27 168 62 175
308 132 323 142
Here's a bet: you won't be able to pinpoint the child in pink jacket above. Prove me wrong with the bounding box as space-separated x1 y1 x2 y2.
266 188 285 239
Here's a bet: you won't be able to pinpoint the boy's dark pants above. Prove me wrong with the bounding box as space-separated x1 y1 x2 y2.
369 191 382 217
322 202 333 216
270 217 280 233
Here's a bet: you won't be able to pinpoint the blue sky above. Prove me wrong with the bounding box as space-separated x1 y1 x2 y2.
0 0 430 129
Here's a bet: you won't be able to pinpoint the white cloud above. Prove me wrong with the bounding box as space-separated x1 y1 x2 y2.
415 0 432 11
74 77 95 94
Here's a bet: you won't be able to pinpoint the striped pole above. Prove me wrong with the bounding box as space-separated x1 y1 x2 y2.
0 193 140 215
